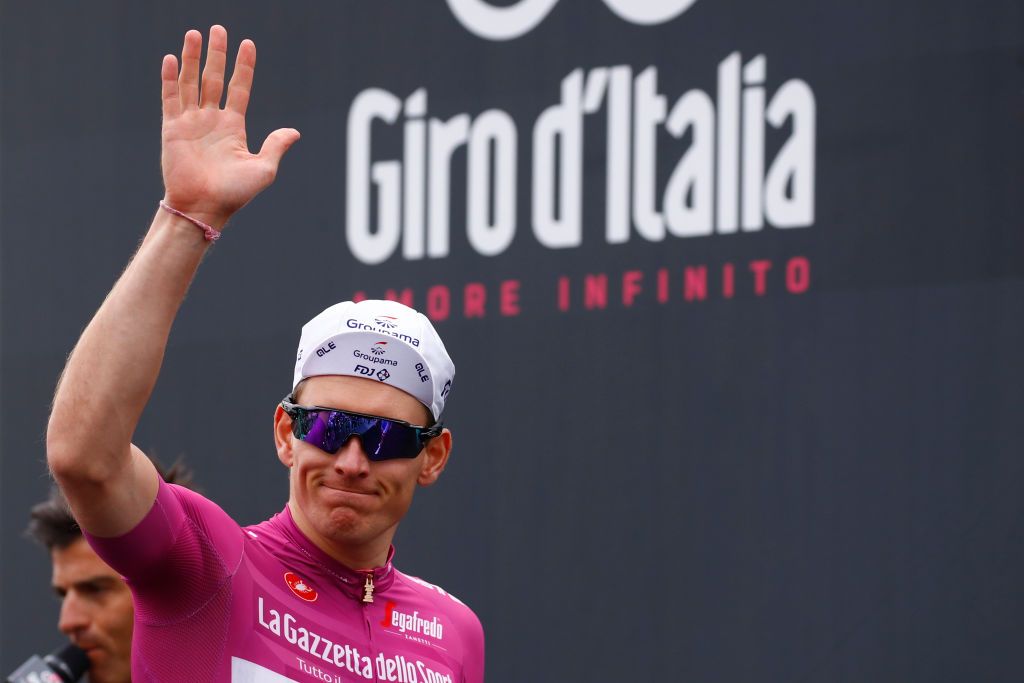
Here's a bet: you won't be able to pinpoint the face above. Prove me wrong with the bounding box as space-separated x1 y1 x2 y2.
274 375 452 565
52 538 134 683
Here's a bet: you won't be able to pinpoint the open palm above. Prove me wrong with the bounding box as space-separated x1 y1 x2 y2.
160 27 299 227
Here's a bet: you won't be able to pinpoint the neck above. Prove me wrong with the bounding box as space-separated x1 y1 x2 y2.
287 500 393 570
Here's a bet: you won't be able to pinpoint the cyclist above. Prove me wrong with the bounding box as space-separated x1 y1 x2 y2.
46 25 484 682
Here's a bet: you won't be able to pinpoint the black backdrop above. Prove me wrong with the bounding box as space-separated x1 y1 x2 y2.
2 1 1023 680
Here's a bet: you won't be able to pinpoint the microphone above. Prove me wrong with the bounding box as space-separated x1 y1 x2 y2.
6 644 89 683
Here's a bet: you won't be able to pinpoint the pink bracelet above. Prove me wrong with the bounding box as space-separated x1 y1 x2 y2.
159 201 222 242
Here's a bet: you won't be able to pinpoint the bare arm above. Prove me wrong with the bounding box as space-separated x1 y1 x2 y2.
47 26 299 536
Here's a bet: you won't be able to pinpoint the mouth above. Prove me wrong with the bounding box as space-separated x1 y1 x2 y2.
321 483 376 498
82 645 105 663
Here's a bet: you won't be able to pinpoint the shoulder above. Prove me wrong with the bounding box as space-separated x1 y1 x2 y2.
393 571 485 682
87 480 245 587
158 482 247 569
165 482 227 519
86 480 234 560
394 570 484 634
164 482 242 538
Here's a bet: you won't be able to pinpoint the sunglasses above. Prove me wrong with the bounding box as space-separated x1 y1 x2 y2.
280 395 442 461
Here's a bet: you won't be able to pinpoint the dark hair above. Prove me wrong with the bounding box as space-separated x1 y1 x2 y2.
26 458 196 551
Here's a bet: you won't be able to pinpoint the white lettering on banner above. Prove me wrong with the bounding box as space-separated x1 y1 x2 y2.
256 597 453 682
347 89 401 265
345 55 816 264
445 0 697 41
467 110 517 256
602 0 698 25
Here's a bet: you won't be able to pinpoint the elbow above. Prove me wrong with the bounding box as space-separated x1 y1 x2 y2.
46 416 104 484
46 422 83 481
47 400 132 485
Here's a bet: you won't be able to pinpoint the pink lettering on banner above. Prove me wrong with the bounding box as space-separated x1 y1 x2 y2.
359 256 812 319
463 283 486 318
657 268 669 303
557 276 570 312
684 266 707 301
427 285 450 321
622 270 643 307
385 288 414 307
584 274 608 310
787 256 811 293
500 280 521 316
750 259 772 296
722 263 735 299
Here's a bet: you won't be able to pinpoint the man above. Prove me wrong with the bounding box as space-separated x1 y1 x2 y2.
46 25 484 682
26 462 195 683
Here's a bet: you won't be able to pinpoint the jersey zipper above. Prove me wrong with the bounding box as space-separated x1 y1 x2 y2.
362 577 379 682
362 573 375 603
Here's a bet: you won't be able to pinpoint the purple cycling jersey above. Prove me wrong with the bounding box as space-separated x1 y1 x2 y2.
85 479 484 682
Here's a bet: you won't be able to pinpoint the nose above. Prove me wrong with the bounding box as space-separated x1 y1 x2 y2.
333 435 371 477
58 592 89 637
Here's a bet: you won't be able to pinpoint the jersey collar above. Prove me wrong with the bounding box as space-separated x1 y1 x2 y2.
279 504 397 599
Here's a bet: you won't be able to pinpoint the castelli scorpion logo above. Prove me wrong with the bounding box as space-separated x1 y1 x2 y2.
284 572 318 602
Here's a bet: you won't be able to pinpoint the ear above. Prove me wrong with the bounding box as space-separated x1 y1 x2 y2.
417 428 452 486
274 405 295 468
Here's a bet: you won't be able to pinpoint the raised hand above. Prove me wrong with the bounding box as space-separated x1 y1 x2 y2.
160 26 299 228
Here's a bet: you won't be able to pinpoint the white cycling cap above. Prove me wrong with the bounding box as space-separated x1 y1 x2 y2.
293 300 454 421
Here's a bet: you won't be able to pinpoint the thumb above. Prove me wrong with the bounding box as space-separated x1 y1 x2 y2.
258 127 301 167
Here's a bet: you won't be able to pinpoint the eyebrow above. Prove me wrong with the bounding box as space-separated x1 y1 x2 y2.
52 576 119 597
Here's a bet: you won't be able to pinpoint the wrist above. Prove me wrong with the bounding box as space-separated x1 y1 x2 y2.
159 196 232 231
157 200 224 243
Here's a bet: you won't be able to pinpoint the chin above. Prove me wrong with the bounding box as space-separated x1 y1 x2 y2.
318 506 367 538
90 666 129 683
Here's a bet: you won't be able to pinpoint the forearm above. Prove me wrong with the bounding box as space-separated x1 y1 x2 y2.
47 26 295 534
47 208 218 480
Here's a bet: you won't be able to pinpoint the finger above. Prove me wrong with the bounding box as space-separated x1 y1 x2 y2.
161 55 181 119
225 39 256 116
199 25 228 108
178 29 202 110
257 128 301 169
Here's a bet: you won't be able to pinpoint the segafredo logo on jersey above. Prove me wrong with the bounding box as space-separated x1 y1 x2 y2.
446 0 698 40
284 572 318 602
381 601 445 640
346 53 815 265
